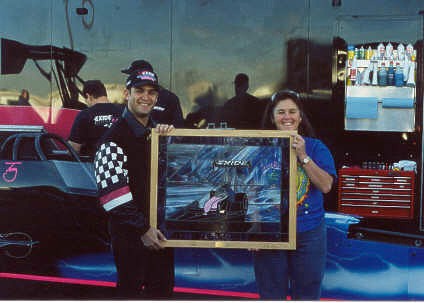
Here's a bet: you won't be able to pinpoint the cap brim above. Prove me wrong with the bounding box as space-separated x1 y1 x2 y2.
128 79 160 89
121 67 131 74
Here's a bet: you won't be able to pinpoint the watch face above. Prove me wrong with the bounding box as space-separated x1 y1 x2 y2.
303 156 310 164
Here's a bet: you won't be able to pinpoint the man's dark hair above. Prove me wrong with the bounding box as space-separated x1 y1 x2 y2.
82 80 107 98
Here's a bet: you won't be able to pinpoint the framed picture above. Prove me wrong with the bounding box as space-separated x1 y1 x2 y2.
150 129 297 250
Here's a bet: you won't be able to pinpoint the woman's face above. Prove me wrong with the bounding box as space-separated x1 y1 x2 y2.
272 98 301 131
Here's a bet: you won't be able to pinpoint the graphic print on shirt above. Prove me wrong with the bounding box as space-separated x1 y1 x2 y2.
297 165 310 206
93 115 119 128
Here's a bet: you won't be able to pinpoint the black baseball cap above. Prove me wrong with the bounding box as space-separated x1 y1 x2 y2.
121 60 153 74
125 69 159 90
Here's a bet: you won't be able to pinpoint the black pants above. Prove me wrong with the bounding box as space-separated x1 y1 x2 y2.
110 229 174 299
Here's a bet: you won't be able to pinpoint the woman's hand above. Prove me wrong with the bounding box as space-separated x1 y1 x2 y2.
291 134 307 161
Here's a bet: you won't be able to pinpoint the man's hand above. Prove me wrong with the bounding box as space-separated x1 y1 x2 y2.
141 227 166 250
154 124 174 135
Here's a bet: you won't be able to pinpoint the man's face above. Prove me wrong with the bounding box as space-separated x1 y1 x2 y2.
127 85 159 121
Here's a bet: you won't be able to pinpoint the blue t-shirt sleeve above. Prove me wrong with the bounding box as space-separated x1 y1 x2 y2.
309 139 337 179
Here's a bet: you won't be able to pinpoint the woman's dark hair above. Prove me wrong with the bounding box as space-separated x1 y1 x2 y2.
261 89 316 137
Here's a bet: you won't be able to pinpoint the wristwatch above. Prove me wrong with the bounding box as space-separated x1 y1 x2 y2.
301 156 311 166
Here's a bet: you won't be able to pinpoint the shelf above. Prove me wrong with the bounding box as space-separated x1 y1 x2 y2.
346 86 415 98
347 59 410 68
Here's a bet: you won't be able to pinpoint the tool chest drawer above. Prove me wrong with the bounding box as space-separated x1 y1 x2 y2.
338 168 415 219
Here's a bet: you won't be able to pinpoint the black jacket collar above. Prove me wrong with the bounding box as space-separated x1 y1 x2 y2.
122 107 156 138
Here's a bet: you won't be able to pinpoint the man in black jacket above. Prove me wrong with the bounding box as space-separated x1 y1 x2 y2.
94 69 174 299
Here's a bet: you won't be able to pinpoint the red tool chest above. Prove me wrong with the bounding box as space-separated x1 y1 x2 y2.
338 167 415 219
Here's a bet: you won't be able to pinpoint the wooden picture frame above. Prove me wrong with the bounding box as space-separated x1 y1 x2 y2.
150 129 297 250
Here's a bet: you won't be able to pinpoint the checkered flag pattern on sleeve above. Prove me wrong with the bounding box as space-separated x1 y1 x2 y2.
94 141 133 211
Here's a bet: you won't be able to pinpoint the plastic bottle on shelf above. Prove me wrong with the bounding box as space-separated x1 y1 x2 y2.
377 43 385 59
406 48 416 87
403 60 410 83
385 42 393 60
354 47 359 59
406 43 414 60
347 45 355 60
387 61 395 86
365 46 372 60
395 62 404 87
371 62 378 85
392 49 398 60
397 43 405 60
359 46 365 60
378 62 387 86
362 64 372 85
371 49 378 60
407 61 416 87
411 49 417 62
